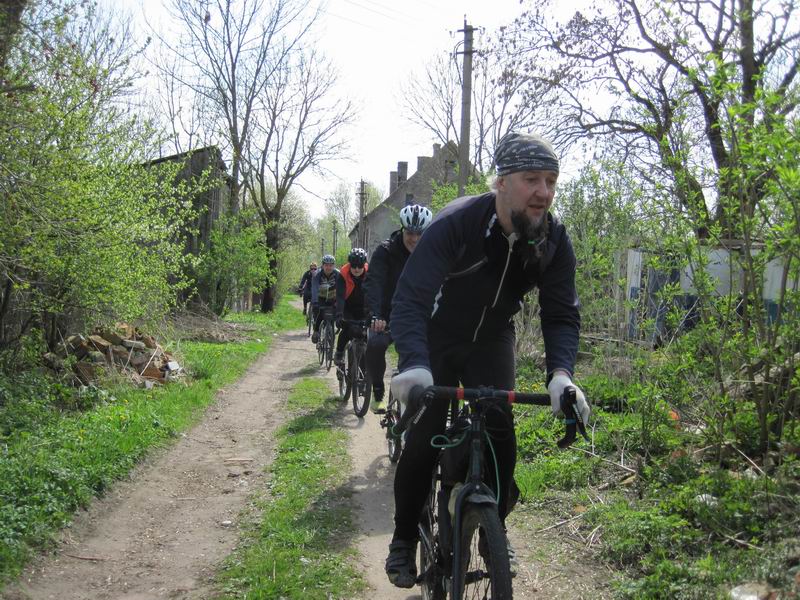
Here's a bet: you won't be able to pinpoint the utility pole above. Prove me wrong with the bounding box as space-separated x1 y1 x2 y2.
457 17 474 197
320 236 325 257
332 220 338 254
356 179 367 248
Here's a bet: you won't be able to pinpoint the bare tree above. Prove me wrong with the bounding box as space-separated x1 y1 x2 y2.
325 181 356 232
499 0 800 237
401 44 551 174
155 0 312 210
245 47 354 310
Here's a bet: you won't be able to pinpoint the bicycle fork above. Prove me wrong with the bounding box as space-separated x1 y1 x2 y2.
449 422 498 600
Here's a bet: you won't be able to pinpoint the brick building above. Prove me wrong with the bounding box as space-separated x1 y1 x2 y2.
349 142 459 255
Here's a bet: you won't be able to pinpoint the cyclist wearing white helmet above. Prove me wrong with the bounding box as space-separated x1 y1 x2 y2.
310 254 339 344
363 203 432 413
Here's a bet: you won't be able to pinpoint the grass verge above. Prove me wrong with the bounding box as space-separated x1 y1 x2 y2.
513 359 800 598
216 376 365 599
0 296 304 586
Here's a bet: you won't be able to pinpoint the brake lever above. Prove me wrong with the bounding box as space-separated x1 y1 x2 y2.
556 386 588 449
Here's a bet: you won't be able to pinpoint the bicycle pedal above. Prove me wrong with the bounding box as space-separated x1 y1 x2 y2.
373 408 386 415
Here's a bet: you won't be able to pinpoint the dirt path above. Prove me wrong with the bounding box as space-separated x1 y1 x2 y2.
3 329 317 600
4 311 611 599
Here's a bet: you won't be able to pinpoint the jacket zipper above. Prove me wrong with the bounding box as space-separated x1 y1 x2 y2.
472 233 516 341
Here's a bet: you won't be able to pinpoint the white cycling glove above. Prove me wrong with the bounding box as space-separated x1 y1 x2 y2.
547 372 590 426
390 366 433 413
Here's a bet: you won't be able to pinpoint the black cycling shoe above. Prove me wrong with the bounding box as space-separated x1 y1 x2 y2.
311 331 319 344
385 539 417 588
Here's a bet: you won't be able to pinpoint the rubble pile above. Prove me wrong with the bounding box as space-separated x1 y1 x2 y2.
45 324 183 387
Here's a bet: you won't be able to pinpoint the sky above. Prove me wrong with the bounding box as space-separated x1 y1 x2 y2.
133 0 543 218
297 0 530 217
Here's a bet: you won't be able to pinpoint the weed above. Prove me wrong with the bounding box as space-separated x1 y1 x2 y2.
217 378 365 599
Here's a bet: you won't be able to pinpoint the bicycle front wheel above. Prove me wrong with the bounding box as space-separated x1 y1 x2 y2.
455 504 512 600
351 348 371 418
317 322 326 366
325 324 335 370
341 344 352 402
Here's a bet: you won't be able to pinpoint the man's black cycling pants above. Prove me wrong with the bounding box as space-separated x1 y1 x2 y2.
365 330 393 390
392 325 517 542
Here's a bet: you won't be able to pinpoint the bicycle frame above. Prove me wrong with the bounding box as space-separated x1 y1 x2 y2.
394 384 586 599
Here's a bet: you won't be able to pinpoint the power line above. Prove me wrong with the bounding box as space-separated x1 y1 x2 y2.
314 3 372 28
341 0 419 24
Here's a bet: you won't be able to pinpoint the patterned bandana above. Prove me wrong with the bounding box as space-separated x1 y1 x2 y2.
495 132 559 176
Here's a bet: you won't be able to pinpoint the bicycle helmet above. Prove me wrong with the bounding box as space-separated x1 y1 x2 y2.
321 254 335 265
399 204 433 234
348 247 367 268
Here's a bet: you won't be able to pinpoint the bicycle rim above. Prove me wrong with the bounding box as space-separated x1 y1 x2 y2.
456 505 512 600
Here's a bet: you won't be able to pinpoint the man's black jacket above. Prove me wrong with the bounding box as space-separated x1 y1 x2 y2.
299 269 314 299
391 192 581 378
363 229 410 323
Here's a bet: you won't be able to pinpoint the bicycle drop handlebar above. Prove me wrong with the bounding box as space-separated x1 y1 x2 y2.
393 384 588 449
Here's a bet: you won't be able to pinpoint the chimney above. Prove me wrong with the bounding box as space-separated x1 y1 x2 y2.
417 156 430 172
397 161 408 186
405 193 414 205
389 171 398 195
433 143 441 155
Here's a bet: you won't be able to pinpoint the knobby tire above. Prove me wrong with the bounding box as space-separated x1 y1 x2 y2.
325 324 334 370
351 344 371 417
456 504 512 600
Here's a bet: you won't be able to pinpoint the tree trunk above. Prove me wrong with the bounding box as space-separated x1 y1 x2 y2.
259 260 278 312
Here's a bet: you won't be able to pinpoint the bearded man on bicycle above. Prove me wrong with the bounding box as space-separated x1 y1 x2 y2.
334 248 369 367
384 132 591 588
363 204 433 413
310 255 339 344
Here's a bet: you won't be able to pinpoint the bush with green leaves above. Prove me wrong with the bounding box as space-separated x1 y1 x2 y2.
198 209 273 315
1 2 197 351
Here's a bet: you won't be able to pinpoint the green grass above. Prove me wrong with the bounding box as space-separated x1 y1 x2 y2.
0 296 302 586
512 369 800 598
216 377 365 599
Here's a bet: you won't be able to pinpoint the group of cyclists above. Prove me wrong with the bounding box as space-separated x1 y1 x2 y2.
298 131 591 590
297 203 434 413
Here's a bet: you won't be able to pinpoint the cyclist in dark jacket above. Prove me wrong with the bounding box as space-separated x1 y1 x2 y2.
384 132 591 588
311 255 339 344
363 204 433 412
334 248 368 367
298 262 317 315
